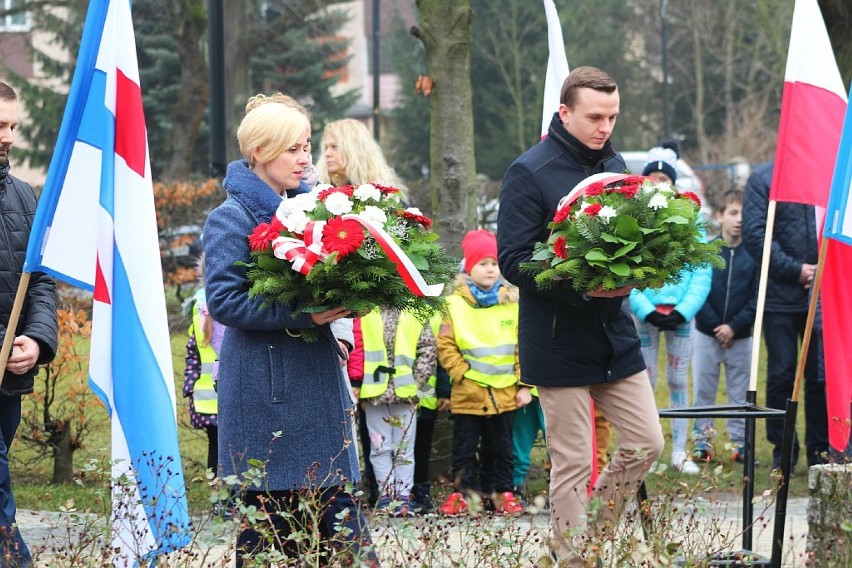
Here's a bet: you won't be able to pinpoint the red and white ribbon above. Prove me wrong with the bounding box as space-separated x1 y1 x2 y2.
270 215 445 298
271 221 327 275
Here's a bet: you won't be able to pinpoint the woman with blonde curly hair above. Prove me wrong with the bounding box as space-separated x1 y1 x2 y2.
316 118 400 187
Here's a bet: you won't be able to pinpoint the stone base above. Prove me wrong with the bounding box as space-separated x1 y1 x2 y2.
806 463 852 565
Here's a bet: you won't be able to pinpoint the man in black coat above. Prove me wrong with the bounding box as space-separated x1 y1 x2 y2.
497 67 663 564
742 160 829 470
0 81 59 566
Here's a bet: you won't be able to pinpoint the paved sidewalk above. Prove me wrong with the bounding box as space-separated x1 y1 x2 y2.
18 496 811 566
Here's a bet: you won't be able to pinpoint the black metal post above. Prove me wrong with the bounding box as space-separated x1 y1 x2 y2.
207 0 227 179
660 0 670 139
372 0 381 141
770 400 799 568
742 390 758 551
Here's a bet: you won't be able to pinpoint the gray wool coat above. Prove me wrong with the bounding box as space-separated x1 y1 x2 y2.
203 160 360 490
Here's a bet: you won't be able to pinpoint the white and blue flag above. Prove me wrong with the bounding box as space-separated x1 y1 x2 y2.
23 0 190 563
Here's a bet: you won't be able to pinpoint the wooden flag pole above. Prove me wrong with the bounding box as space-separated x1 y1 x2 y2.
791 235 829 403
0 272 32 389
749 200 777 392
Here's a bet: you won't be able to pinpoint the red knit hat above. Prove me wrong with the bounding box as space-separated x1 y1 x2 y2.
462 229 498 274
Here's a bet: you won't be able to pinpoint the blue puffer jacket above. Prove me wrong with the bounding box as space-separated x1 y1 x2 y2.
742 161 819 313
629 262 712 323
694 240 758 339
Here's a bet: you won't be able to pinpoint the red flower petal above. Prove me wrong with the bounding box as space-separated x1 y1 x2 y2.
583 203 602 217
321 217 365 258
585 182 605 196
553 236 569 259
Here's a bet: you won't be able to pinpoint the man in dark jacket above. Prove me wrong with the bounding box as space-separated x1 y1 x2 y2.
497 67 663 563
742 160 828 470
0 81 59 566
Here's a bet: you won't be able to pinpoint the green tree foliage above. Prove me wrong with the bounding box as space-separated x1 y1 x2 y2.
1 0 88 171
249 2 358 140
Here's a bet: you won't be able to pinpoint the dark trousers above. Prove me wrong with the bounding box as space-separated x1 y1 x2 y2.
413 408 437 484
357 406 378 504
0 394 29 567
451 411 515 495
236 486 377 567
205 425 218 474
763 311 829 468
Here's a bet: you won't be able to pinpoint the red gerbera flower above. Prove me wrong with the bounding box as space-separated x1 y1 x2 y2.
553 204 572 224
249 221 281 251
322 216 364 258
583 203 602 217
373 182 401 195
617 184 639 199
553 236 569 259
622 175 645 185
318 184 355 202
681 191 702 206
403 211 433 229
584 182 605 196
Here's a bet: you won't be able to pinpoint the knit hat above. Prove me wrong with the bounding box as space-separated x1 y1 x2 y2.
462 229 498 274
642 146 678 184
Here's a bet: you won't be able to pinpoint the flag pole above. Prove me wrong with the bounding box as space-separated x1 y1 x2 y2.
0 273 32 390
769 222 829 567
748 200 777 391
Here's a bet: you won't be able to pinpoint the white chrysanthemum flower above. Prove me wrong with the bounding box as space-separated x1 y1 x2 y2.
648 193 669 210
324 192 354 215
354 183 381 202
404 206 424 216
276 193 317 219
656 182 675 194
575 201 590 219
282 210 310 234
361 205 387 225
641 182 657 194
312 183 333 197
598 205 617 223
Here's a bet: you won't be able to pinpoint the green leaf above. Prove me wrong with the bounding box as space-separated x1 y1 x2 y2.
257 255 281 271
531 249 552 261
407 253 429 271
612 242 638 258
600 232 628 244
614 215 642 241
608 263 630 277
662 215 689 225
585 248 611 261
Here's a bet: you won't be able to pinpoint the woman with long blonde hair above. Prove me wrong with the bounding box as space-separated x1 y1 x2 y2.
316 118 400 187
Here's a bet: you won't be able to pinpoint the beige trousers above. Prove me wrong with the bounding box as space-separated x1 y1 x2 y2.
539 371 664 564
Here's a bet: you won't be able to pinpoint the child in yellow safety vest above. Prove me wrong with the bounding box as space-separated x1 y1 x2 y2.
182 283 224 476
351 307 437 516
437 229 526 516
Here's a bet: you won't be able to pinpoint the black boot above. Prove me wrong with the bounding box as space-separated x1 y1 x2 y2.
411 482 434 514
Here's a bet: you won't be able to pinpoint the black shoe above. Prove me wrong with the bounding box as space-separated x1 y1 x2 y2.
411 483 435 514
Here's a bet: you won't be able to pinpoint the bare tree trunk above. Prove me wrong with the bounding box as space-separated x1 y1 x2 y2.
223 2 253 163
690 14 709 164
50 421 75 484
163 0 209 180
412 0 477 257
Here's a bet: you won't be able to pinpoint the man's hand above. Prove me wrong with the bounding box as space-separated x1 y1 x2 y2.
437 397 451 411
352 387 360 401
516 386 532 408
799 263 816 289
337 340 350 367
713 324 734 348
586 284 635 298
7 336 40 375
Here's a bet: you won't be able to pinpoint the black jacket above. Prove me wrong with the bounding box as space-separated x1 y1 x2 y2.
0 168 59 396
497 114 645 387
694 239 758 339
742 161 819 313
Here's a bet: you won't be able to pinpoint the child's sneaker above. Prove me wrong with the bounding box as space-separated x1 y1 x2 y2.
375 495 392 515
731 445 746 464
672 452 701 475
438 492 468 516
691 442 715 462
495 491 524 516
391 496 412 517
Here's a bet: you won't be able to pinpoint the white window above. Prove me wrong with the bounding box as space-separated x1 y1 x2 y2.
0 0 31 32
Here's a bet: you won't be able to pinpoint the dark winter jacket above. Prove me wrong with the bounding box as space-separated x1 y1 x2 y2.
742 161 819 313
694 239 758 340
0 169 58 396
203 160 359 490
497 113 646 387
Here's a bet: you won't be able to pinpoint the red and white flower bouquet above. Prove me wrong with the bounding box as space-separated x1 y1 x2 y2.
523 173 723 293
244 182 457 328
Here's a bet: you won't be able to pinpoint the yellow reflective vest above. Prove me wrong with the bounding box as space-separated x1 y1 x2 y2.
189 304 218 415
445 294 518 389
417 314 443 410
360 310 422 400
